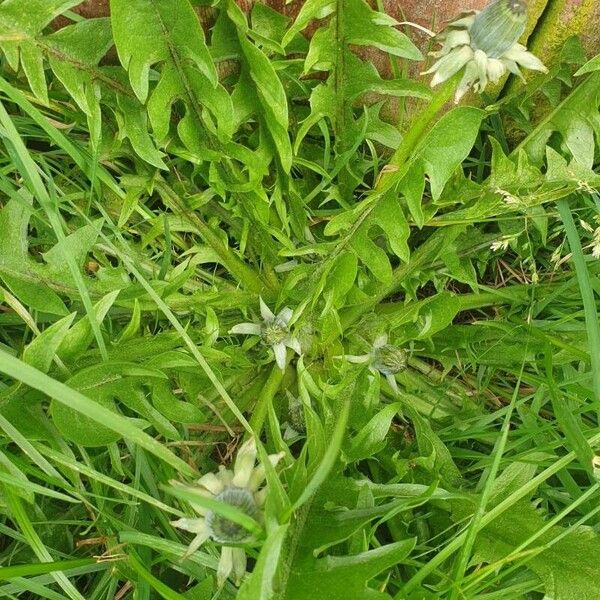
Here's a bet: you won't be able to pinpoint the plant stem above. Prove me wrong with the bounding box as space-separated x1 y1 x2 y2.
249 363 286 437
376 73 460 190
155 180 272 297
327 76 461 331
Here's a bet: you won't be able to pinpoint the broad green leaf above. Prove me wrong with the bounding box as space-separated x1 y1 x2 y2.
409 107 485 199
343 0 421 60
0 0 80 103
282 0 335 47
454 465 600 600
255 472 425 600
111 0 233 146
0 195 68 315
116 91 167 169
406 405 462 487
297 0 426 157
346 402 402 462
392 292 462 342
346 191 411 282
327 251 358 304
285 539 416 600
0 350 195 475
57 291 120 362
45 18 114 147
225 0 292 172
575 54 600 75
518 72 600 166
50 362 175 445
22 313 75 373
290 392 350 512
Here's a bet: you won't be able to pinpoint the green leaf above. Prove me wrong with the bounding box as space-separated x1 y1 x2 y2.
410 107 485 199
225 0 292 171
346 402 402 462
0 195 68 315
116 91 168 169
327 251 358 305
0 0 81 103
0 350 195 475
282 0 335 47
296 0 426 159
237 524 289 600
455 475 600 600
285 539 416 600
0 559 95 580
57 291 120 362
22 313 75 373
405 404 462 487
50 362 177 445
518 72 600 167
257 470 422 600
111 0 233 146
575 55 600 75
343 0 421 61
391 292 462 342
290 391 350 512
128 552 187 600
151 378 206 424
44 18 114 147
343 191 410 283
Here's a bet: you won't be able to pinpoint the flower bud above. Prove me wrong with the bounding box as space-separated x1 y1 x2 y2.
373 345 408 376
470 0 527 58
205 487 260 544
288 396 306 434
261 321 289 345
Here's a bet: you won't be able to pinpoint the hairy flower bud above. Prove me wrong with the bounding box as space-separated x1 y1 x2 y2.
470 0 527 57
288 396 306 434
261 321 289 346
423 0 546 101
171 437 284 586
205 487 260 544
373 345 408 376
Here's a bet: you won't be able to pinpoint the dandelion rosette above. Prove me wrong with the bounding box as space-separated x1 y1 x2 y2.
229 298 301 370
171 438 285 586
423 0 547 102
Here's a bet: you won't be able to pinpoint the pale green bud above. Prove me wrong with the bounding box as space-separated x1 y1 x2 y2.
261 321 289 346
372 345 408 376
205 487 259 544
470 0 527 58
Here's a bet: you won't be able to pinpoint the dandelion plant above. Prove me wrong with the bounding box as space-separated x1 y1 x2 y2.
0 0 599 599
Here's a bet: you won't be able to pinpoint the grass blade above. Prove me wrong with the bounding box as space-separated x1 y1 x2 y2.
0 351 195 477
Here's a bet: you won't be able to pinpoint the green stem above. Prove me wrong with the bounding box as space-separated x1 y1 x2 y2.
248 363 286 436
376 73 461 190
377 283 546 319
329 76 462 332
155 180 272 296
338 231 447 332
